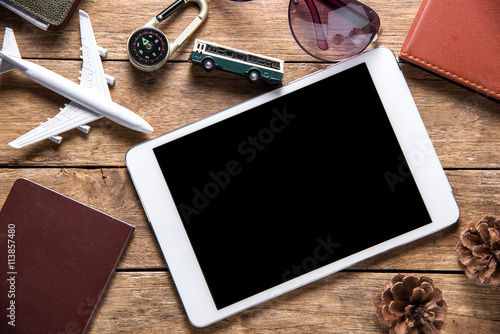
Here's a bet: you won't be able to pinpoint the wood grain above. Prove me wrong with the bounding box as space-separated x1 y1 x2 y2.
0 61 499 167
87 272 500 333
1 0 500 332
0 168 498 273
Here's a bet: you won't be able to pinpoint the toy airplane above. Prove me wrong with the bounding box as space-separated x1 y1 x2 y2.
0 10 153 148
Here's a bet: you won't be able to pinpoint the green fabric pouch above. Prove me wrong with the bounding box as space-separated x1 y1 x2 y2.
1 0 80 30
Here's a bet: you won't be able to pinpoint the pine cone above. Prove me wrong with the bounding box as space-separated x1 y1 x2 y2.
455 216 500 285
374 274 447 334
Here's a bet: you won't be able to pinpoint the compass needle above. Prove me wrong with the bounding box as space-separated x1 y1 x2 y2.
129 29 168 68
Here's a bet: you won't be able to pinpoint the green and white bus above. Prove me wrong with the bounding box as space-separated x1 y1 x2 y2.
189 39 284 84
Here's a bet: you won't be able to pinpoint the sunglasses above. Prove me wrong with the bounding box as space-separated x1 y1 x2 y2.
229 0 380 62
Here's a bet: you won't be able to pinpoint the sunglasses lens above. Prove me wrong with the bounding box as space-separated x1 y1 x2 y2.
289 0 380 61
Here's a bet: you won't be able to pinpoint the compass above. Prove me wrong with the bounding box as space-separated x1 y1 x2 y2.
128 27 169 71
126 0 208 72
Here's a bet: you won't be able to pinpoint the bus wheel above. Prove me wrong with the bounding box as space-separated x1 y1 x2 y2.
202 58 215 72
248 70 260 83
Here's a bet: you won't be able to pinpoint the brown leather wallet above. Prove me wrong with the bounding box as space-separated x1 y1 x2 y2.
399 0 500 102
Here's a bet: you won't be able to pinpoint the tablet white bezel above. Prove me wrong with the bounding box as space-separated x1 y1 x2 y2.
126 47 459 327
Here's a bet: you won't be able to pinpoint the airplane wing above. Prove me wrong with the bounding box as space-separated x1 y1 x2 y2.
78 9 112 100
9 10 114 148
8 102 102 148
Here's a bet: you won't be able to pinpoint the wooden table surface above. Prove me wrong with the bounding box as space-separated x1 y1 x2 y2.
1 0 499 332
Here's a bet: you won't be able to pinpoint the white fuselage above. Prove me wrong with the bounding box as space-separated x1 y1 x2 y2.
0 52 153 133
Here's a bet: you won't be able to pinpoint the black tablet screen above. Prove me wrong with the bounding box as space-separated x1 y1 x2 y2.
153 63 431 309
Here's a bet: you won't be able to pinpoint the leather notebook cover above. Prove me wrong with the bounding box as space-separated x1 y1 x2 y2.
0 179 134 333
399 0 500 101
0 0 80 30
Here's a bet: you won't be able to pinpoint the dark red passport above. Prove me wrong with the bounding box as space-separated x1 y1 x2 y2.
0 179 134 334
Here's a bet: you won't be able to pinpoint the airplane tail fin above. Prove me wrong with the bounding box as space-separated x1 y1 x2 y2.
0 28 21 74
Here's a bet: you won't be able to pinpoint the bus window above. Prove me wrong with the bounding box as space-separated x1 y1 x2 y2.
235 53 246 61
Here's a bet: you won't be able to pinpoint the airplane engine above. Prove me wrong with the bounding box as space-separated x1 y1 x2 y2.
97 46 108 58
105 74 115 85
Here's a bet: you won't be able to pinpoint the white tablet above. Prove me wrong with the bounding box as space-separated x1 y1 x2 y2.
126 47 459 327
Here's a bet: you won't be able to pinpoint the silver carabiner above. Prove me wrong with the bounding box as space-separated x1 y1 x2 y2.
127 0 208 71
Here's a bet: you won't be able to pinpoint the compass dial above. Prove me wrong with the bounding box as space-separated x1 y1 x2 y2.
128 28 169 70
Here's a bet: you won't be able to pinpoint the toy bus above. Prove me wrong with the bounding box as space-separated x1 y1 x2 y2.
189 39 284 84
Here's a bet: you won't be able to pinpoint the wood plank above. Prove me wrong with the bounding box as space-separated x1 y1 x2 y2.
402 65 500 168
0 60 499 167
0 168 499 272
0 0 422 61
87 271 500 333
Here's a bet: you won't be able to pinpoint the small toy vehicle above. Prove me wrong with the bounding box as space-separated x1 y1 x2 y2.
189 39 284 84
